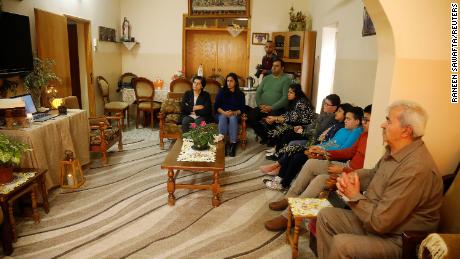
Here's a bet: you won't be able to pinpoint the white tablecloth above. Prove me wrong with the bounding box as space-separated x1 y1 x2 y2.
122 88 169 104
243 90 257 108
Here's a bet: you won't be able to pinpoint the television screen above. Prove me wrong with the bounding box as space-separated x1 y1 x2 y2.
0 12 33 75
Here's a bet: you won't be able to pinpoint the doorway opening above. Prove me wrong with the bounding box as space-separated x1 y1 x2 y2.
315 25 338 113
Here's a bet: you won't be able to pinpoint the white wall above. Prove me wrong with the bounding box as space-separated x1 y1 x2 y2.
308 0 378 108
3 0 122 115
120 0 310 86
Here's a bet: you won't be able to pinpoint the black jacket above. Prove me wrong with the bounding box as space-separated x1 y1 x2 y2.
181 90 213 122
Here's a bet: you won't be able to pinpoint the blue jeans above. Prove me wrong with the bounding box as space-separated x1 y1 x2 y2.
217 114 238 143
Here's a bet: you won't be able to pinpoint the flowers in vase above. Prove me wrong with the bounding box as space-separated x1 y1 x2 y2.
182 121 218 148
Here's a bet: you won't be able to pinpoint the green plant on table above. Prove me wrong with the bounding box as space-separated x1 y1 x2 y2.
182 121 218 149
24 56 61 107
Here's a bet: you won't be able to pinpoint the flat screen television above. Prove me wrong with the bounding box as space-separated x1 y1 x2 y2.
0 12 34 76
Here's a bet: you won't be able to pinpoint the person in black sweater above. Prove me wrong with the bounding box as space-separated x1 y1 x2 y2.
181 76 213 132
214 73 246 156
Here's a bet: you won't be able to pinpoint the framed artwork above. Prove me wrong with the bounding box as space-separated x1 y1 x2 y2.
189 0 250 17
252 33 269 45
362 7 376 37
99 26 116 42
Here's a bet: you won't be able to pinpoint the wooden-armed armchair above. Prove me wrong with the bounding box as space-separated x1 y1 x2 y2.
96 76 129 129
170 78 192 93
89 115 123 165
133 77 161 128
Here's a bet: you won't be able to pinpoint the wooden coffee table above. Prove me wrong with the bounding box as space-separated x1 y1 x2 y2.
161 138 225 207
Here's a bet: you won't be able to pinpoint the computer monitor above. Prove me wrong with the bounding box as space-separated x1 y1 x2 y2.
11 94 37 114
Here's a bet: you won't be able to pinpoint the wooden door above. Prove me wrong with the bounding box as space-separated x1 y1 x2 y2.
34 9 72 98
217 31 248 79
185 30 218 79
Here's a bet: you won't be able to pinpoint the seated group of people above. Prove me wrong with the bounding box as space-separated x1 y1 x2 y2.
180 73 245 157
247 63 443 258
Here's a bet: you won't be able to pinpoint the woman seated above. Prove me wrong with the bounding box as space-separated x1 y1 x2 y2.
214 73 246 157
181 76 213 132
265 94 341 158
263 106 364 191
263 83 315 145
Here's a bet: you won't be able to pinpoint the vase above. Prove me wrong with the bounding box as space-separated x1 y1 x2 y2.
0 166 13 184
191 140 209 151
288 22 306 31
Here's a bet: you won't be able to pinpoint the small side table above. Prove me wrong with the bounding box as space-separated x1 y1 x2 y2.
0 169 49 245
286 198 332 259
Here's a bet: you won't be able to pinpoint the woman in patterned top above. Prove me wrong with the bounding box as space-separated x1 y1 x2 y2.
263 84 314 142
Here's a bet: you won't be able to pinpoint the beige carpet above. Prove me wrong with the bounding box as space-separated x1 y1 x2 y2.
11 128 316 259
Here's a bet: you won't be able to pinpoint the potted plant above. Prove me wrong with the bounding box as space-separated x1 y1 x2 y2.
182 121 218 150
24 56 61 108
0 133 29 184
288 7 311 31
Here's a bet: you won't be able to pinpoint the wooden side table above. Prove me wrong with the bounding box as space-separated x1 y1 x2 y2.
286 198 332 259
0 168 49 247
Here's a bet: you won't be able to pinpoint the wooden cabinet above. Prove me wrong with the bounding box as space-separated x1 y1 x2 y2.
273 32 305 63
183 15 249 80
272 31 317 98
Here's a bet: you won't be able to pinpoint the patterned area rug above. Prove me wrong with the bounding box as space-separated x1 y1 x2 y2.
10 128 316 258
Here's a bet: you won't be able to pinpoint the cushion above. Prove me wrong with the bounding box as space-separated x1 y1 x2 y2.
105 101 128 110
90 128 120 145
160 99 181 114
89 117 110 127
163 123 182 134
165 114 181 124
138 101 161 110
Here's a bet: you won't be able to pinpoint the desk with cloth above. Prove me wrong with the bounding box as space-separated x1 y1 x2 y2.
0 109 90 190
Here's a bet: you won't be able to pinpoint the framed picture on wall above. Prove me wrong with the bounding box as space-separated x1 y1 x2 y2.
189 0 250 17
252 33 269 45
362 7 376 36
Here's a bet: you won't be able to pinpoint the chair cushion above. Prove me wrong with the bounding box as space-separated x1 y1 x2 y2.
105 101 129 110
160 99 181 114
90 128 120 145
138 101 161 110
163 123 182 134
165 114 181 124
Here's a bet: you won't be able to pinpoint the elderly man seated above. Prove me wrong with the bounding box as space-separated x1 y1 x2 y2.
316 100 443 259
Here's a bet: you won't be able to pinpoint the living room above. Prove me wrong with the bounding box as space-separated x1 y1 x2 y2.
0 0 458 258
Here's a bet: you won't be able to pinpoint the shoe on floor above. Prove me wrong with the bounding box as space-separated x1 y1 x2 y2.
265 154 279 161
259 163 279 173
264 215 288 231
269 198 289 211
266 167 280 176
265 147 276 153
265 179 284 191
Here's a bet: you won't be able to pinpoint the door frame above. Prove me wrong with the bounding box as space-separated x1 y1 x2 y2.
64 14 96 116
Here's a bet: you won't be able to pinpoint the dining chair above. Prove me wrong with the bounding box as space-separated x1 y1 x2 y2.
133 77 161 128
170 78 192 93
96 76 129 129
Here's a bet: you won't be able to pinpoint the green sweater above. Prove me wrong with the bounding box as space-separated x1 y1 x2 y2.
255 74 290 111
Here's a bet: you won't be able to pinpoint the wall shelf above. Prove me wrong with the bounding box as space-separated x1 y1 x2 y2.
122 41 139 50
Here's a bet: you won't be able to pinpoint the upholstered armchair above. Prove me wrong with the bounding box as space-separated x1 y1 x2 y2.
158 93 183 149
402 162 460 259
205 79 222 95
170 78 192 93
89 115 123 165
96 76 129 129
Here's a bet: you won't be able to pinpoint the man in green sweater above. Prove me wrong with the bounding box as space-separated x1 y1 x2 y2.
247 58 291 143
